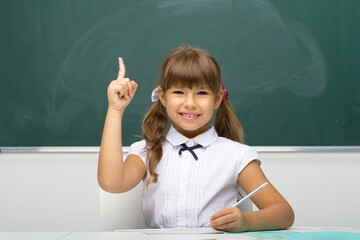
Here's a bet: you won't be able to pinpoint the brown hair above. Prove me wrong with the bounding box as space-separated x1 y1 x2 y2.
142 45 244 188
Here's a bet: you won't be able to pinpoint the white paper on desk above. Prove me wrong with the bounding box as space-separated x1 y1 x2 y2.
116 228 223 235
141 228 223 235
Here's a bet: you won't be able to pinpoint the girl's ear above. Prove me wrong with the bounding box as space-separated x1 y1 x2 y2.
215 89 224 109
158 87 167 107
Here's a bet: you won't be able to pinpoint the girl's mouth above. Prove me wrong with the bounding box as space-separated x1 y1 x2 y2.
180 113 200 119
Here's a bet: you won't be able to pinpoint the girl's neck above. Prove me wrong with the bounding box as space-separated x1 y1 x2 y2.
173 123 209 139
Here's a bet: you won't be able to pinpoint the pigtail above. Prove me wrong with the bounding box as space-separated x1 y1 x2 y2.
214 99 244 143
142 100 168 188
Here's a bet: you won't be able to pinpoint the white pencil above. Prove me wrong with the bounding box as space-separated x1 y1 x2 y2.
205 182 269 227
232 182 269 208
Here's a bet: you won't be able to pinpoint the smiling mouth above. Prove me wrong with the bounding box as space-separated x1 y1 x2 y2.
180 113 200 119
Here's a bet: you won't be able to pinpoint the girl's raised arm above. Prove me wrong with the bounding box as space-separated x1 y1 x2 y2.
97 58 146 193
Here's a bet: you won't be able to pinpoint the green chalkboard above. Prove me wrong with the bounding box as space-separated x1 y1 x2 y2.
1 0 359 146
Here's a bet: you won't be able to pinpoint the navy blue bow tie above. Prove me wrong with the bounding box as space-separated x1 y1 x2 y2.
178 143 203 160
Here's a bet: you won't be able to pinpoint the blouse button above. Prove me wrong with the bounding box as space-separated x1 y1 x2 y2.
186 139 194 146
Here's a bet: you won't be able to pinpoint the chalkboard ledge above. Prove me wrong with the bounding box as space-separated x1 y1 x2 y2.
1 146 360 153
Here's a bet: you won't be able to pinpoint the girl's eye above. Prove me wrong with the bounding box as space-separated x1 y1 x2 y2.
198 91 208 95
173 91 184 95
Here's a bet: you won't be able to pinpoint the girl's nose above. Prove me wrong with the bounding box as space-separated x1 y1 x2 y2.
184 94 196 108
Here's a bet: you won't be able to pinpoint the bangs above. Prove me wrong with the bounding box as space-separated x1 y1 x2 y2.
159 46 221 93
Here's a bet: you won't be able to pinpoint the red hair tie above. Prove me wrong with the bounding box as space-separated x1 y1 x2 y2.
221 83 229 100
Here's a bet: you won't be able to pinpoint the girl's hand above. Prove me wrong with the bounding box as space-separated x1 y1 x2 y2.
209 207 247 232
107 57 138 112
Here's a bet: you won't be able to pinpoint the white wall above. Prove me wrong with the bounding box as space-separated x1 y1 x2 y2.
0 149 359 231
0 152 100 231
258 151 360 228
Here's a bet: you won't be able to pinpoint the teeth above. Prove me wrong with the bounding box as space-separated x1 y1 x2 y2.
183 114 197 118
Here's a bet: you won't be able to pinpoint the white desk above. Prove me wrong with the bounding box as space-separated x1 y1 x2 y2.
0 231 253 240
0 232 71 240
1 228 360 240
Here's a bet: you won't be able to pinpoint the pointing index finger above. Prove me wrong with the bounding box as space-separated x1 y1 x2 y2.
118 57 126 79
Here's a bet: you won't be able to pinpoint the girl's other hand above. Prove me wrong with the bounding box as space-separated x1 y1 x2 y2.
107 57 138 112
209 207 247 232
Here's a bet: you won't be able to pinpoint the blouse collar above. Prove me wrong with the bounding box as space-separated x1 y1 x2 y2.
166 125 218 147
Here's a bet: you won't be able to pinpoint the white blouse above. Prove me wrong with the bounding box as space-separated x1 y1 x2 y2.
128 125 260 228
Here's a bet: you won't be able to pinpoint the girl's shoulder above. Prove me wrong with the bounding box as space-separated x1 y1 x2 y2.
128 139 148 164
215 136 258 156
216 136 250 148
129 139 147 151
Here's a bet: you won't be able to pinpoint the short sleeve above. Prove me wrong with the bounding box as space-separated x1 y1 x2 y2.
128 140 148 167
237 145 261 175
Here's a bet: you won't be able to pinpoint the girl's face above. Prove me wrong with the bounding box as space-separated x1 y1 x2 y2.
158 84 223 138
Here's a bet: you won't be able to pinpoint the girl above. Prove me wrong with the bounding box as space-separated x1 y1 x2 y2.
98 46 294 232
